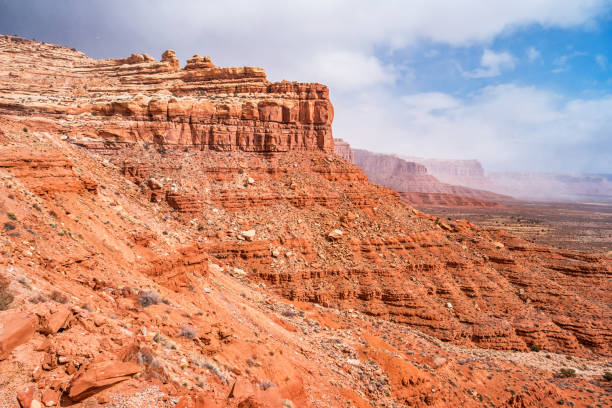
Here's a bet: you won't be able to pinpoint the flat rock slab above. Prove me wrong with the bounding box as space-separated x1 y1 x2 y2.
68 360 141 401
0 311 37 360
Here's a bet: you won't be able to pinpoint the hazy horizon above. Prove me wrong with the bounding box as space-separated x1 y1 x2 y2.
1 0 611 173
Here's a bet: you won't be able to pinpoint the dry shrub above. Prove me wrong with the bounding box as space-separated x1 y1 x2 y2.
49 290 68 304
0 274 14 311
138 289 162 307
179 325 198 339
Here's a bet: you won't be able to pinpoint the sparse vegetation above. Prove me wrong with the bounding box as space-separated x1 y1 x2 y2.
529 344 541 352
604 371 612 382
559 368 576 378
0 274 14 311
50 290 68 304
259 380 275 391
136 348 162 368
179 325 198 339
29 293 47 304
138 289 162 307
3 222 16 231
7 212 17 221
153 332 174 349
282 310 296 318
80 303 93 312
197 358 230 384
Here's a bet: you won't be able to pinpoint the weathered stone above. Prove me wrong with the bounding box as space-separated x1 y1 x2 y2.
0 312 37 360
68 361 140 401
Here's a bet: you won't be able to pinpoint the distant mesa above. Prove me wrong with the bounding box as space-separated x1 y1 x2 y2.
333 138 354 163
334 138 510 206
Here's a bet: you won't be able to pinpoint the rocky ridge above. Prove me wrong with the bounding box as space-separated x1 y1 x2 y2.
0 37 610 408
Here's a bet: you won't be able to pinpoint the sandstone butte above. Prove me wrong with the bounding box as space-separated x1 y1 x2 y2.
0 35 610 408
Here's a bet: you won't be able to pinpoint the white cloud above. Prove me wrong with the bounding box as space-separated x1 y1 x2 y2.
85 0 610 87
335 85 612 173
289 51 398 92
596 54 608 69
462 49 517 78
401 93 460 113
527 47 541 61
552 51 588 73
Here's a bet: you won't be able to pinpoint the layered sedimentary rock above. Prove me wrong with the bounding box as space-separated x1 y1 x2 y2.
353 148 511 204
0 35 334 154
0 37 611 408
333 138 354 162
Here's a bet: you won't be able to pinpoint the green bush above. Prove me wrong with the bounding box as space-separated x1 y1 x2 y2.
559 368 576 378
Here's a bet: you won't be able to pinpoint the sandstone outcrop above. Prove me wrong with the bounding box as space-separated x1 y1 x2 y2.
68 360 141 400
0 35 334 154
0 311 37 360
0 37 610 408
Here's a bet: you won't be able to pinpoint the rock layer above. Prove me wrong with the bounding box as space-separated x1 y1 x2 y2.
0 35 334 154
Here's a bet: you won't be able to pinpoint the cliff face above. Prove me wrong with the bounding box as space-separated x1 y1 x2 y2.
0 37 611 408
0 36 334 153
353 148 511 204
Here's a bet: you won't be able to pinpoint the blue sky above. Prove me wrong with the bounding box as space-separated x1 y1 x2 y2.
1 0 611 173
399 25 612 96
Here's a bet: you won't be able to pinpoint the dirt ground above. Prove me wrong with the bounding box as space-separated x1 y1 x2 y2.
415 201 612 254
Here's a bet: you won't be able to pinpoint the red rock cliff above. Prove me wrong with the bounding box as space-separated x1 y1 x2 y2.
0 36 334 153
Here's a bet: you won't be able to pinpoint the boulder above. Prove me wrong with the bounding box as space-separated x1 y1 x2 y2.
228 377 255 401
240 229 256 241
68 360 140 401
16 384 35 408
0 311 37 360
34 304 72 335
41 389 60 407
327 229 343 240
